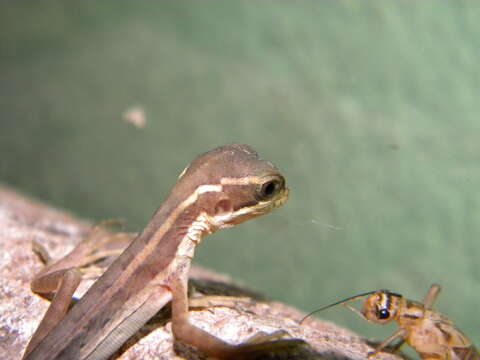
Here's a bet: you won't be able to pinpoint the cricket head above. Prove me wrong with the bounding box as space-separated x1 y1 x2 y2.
362 290 402 324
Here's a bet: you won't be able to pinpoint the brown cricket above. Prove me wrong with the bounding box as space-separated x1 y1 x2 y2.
301 284 479 360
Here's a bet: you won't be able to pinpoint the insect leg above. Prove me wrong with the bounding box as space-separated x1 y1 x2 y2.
422 284 441 309
367 329 407 359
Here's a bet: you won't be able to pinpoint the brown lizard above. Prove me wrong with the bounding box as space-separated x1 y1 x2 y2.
23 143 301 360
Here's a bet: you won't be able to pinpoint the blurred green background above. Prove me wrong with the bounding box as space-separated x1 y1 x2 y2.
2 1 479 352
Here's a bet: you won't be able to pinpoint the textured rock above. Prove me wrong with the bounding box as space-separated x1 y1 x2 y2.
0 185 403 360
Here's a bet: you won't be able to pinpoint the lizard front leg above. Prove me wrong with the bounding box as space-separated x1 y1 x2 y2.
171 274 235 357
171 276 307 359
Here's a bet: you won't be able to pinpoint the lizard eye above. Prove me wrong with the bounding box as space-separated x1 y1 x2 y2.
256 176 284 200
377 309 390 320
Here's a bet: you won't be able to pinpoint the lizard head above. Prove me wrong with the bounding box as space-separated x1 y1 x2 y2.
174 143 289 231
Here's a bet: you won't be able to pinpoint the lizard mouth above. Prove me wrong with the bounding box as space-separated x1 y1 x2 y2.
224 187 289 227
205 187 290 231
272 187 289 208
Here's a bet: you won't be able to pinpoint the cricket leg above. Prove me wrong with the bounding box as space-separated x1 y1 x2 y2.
368 329 407 359
413 343 452 360
423 284 441 309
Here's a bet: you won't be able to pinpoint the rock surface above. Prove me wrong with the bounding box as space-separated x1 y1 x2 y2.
0 185 403 360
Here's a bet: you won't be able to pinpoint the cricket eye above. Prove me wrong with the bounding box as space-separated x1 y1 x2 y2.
377 309 390 320
256 176 284 200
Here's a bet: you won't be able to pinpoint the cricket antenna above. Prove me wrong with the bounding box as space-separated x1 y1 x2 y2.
299 290 377 325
